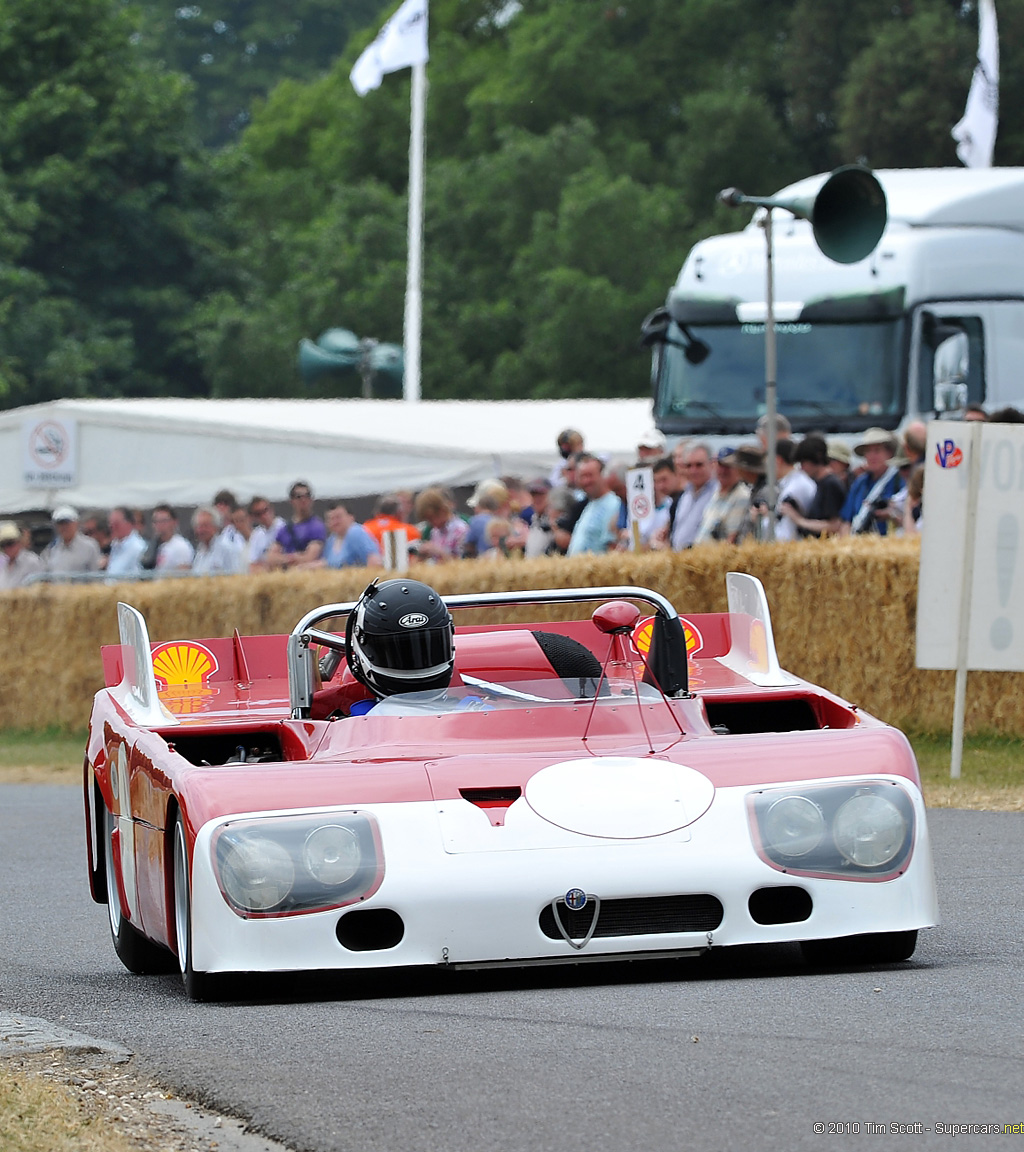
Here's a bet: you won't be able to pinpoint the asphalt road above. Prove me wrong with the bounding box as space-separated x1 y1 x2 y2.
1 784 1022 1152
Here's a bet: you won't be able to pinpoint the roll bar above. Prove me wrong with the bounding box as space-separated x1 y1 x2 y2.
286 585 687 719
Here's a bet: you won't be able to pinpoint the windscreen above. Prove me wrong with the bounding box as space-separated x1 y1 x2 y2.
654 317 906 434
370 679 665 717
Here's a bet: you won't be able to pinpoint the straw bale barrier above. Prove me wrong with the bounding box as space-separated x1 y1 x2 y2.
1 536 1019 734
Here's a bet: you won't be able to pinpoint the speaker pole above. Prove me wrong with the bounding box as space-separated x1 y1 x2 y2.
718 187 780 540
763 207 778 543
717 167 887 543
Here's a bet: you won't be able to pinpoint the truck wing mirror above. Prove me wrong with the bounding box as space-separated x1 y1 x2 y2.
933 331 970 414
639 307 711 364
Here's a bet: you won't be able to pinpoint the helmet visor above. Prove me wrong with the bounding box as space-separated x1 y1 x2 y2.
358 626 453 681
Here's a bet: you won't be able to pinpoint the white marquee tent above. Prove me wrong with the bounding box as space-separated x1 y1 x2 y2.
0 397 657 514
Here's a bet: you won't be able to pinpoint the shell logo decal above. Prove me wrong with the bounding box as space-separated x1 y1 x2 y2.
631 615 704 660
152 642 219 714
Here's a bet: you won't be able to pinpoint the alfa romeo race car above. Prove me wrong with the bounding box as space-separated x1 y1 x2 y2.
84 574 938 1000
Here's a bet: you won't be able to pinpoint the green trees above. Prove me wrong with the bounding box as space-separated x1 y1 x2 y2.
131 0 390 146
1 0 1020 408
0 0 223 407
203 0 1005 402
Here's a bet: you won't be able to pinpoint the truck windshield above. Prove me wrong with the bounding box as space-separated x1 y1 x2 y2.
654 318 906 434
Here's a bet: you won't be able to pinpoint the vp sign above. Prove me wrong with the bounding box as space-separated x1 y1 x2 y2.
917 421 1024 670
916 421 1024 775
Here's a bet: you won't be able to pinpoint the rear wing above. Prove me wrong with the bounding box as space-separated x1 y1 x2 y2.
108 603 178 727
719 573 795 687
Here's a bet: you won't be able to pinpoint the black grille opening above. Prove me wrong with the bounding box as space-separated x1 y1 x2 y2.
459 787 522 803
704 698 819 734
540 895 723 940
336 908 405 951
166 731 283 765
748 886 813 925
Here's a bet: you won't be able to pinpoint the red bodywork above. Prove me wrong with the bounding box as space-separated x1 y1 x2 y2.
85 611 921 955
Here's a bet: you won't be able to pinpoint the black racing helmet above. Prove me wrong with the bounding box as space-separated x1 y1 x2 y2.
345 579 455 697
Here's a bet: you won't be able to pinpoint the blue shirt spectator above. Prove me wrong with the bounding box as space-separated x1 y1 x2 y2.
106 507 148 578
840 428 905 536
566 454 622 555
323 504 382 569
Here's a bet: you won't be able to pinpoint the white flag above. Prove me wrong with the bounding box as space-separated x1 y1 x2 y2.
952 0 999 168
350 0 429 97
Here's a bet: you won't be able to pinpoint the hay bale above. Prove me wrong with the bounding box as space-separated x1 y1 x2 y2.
0 538 1019 735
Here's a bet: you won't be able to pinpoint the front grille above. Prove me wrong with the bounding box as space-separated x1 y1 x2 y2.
539 895 723 940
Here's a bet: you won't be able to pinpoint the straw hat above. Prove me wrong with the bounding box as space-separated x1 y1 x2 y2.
826 439 852 465
854 427 898 456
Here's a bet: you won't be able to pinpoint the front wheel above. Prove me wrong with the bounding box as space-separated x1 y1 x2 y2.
173 813 221 1001
801 930 918 967
104 807 176 974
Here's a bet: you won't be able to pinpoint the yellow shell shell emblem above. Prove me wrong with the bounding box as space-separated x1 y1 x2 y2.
634 615 703 659
152 642 218 714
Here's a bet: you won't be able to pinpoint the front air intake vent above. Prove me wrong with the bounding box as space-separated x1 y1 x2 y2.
540 895 723 940
336 908 405 951
748 886 813 925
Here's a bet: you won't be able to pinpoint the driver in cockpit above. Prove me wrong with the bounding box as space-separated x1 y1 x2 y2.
343 578 455 714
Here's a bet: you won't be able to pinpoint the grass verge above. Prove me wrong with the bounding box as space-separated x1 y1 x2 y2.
909 730 1024 811
0 729 87 785
0 1062 138 1152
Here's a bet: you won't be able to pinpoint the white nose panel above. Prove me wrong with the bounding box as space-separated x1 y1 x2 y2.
525 757 714 839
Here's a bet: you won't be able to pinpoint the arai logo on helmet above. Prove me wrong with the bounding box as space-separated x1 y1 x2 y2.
399 612 429 628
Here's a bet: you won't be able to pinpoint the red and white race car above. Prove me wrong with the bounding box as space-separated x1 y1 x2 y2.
84 574 938 1000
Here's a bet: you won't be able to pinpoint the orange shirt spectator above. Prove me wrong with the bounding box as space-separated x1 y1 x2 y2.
363 496 421 545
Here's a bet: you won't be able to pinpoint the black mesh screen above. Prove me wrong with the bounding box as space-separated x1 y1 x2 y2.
531 631 602 680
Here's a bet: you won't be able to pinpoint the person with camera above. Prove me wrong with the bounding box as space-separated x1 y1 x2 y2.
779 436 847 538
839 428 905 536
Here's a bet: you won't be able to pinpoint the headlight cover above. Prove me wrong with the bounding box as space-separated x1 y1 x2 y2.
212 812 383 917
748 781 914 880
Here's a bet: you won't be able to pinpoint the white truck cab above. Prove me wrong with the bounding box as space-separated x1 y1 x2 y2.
648 168 1024 437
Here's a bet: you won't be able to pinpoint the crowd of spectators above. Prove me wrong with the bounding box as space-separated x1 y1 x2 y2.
0 408 1009 589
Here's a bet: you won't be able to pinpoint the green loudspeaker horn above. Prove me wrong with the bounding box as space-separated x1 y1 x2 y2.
719 166 887 265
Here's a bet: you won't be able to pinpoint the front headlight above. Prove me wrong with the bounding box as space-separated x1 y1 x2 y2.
212 812 382 917
749 781 914 879
762 796 826 858
833 793 906 868
303 824 362 886
219 835 295 912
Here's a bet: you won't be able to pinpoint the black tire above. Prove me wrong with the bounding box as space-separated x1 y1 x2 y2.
104 807 177 975
801 929 918 967
173 813 221 1001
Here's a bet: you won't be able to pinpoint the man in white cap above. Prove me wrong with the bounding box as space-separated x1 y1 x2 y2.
839 428 904 536
43 506 103 575
636 428 667 464
0 521 43 588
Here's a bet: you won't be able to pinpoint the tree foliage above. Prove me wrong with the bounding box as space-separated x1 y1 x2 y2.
3 0 1023 408
201 0 1004 401
0 0 225 407
130 0 391 145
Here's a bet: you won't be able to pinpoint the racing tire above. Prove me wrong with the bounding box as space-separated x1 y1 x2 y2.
801 930 918 967
173 813 221 1001
104 807 177 975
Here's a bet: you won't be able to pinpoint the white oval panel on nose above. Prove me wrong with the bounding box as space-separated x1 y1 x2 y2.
524 757 714 839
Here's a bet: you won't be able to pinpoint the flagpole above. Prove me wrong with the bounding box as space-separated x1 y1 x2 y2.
404 60 426 403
